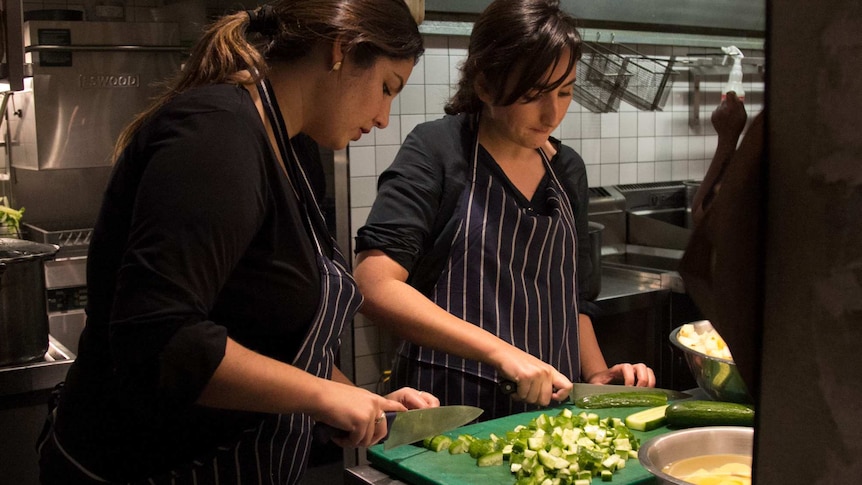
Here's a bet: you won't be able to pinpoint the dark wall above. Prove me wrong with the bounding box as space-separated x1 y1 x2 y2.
757 0 862 481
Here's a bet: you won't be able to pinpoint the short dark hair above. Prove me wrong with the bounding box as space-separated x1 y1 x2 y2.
446 0 582 115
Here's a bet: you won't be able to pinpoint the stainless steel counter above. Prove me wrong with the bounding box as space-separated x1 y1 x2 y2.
0 336 74 397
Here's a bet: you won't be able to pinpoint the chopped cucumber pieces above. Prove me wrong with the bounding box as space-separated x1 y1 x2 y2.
421 408 643 483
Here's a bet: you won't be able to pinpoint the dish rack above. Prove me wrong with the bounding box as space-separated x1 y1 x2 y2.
574 42 677 113
23 223 93 249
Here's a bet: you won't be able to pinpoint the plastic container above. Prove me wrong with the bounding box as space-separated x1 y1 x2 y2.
721 46 745 101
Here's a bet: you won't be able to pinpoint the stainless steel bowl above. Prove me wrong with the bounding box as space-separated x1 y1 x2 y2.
670 321 753 404
639 426 753 485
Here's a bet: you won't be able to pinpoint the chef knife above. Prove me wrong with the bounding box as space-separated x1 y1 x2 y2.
571 382 691 401
498 380 690 401
313 405 484 451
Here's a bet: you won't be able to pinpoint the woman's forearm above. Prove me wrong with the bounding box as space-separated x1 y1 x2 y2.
576 313 609 381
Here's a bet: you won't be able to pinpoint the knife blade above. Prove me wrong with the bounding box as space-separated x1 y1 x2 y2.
571 382 691 401
312 405 484 451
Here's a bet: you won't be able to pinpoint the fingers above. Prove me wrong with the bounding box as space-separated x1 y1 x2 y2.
385 387 440 409
607 363 656 387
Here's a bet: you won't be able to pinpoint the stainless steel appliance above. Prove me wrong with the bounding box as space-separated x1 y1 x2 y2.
0 20 184 352
2 20 184 226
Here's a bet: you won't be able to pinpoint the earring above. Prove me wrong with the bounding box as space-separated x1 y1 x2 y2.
331 61 342 72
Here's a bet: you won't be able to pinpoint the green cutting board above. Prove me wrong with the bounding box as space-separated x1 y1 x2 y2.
367 404 667 485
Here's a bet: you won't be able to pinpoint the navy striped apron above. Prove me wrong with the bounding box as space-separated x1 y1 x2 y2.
40 80 362 485
392 134 580 420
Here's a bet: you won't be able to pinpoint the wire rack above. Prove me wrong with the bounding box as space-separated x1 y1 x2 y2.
573 42 631 113
574 42 677 113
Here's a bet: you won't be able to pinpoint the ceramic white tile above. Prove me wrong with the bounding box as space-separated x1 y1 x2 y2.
351 207 372 237
581 113 601 138
375 118 401 146
637 112 656 137
375 145 401 174
619 112 638 137
600 164 620 186
401 114 426 142
449 55 466 85
601 112 619 138
655 136 673 161
562 138 582 154
408 57 425 86
619 163 637 184
580 139 601 165
424 84 452 115
350 176 378 207
399 84 426 115
560 113 581 139
619 138 637 163
351 129 375 147
655 111 673 136
637 137 655 162
672 112 690 136
388 95 401 116
688 136 706 160
637 163 656 183
600 138 619 164
688 159 707 180
671 136 689 161
671 160 690 180
655 161 672 182
585 165 601 187
349 146 376 177
424 55 451 85
704 135 719 156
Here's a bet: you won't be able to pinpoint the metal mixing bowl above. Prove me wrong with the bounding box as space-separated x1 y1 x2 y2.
669 321 753 403
639 426 753 485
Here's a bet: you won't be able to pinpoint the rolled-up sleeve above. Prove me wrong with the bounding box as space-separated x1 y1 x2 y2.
355 122 451 274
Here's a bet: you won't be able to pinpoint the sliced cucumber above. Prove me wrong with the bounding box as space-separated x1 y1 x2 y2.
575 391 668 409
665 400 755 428
624 404 670 431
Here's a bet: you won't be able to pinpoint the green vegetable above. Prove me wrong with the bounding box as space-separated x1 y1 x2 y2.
665 400 755 428
624 404 669 431
425 434 452 452
575 391 668 409
478 450 504 467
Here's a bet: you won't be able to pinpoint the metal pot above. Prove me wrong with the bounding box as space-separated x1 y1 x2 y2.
0 238 60 366
584 221 604 300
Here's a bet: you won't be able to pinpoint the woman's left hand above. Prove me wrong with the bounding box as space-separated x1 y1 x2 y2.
384 387 440 409
586 363 656 387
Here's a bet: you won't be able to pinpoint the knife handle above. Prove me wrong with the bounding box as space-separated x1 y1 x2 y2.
312 411 397 443
499 379 517 394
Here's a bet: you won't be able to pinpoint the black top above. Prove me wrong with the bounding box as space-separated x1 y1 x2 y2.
56 83 323 480
355 113 595 308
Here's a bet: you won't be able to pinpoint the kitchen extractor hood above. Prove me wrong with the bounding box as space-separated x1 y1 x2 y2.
424 0 765 36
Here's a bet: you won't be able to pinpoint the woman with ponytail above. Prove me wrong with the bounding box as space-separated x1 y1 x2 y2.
38 1 429 483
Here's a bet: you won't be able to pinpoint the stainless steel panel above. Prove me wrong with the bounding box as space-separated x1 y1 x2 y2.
6 21 184 171
44 257 87 289
48 310 85 355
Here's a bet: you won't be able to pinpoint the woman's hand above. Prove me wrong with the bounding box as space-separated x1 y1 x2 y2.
312 380 407 448
493 346 573 405
712 92 748 143
585 363 656 387
385 387 440 409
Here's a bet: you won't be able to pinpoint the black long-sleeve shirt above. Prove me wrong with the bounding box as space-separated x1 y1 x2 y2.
55 83 324 480
355 113 595 310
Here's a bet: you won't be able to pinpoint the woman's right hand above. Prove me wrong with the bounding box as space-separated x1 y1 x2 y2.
493 346 572 406
712 92 748 141
311 380 407 448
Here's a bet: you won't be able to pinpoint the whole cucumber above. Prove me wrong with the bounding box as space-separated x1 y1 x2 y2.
665 400 755 428
575 391 668 409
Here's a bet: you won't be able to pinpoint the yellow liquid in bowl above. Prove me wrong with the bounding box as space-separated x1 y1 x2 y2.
661 453 752 485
